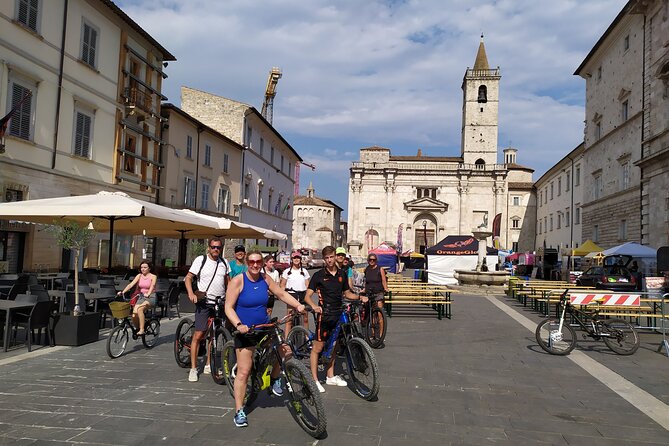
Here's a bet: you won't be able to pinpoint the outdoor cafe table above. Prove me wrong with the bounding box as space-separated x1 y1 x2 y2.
84 293 115 312
0 300 34 351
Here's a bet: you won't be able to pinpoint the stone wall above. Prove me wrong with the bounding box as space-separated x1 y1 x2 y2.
181 87 246 145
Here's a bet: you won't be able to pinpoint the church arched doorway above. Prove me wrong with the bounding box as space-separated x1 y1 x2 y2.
364 229 379 255
414 215 436 254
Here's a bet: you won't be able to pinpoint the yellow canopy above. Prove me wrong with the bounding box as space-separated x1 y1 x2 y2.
572 240 603 256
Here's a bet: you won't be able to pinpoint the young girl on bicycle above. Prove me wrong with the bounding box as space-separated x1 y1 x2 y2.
119 260 157 335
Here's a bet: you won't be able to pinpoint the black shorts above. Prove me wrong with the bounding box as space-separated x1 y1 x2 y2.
234 332 265 349
315 313 340 342
194 302 215 332
287 290 306 303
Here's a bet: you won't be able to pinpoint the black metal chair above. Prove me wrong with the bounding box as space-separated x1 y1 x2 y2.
11 300 55 351
165 283 181 320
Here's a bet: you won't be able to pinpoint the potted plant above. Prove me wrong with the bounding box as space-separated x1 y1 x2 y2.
47 221 101 346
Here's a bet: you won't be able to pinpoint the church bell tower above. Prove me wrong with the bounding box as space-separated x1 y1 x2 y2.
461 36 501 165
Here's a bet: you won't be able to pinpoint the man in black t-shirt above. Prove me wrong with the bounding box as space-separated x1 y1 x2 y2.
305 245 367 392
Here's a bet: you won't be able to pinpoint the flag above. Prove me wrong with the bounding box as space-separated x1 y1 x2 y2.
0 91 32 139
281 198 291 215
396 224 403 255
492 213 502 237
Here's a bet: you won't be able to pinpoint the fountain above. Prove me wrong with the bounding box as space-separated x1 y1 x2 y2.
453 216 509 286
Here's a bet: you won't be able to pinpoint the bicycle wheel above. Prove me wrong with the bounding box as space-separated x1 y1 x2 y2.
210 326 230 385
174 318 194 368
346 337 380 401
601 319 640 355
283 358 327 438
106 325 129 359
221 340 257 406
365 307 387 348
142 319 160 348
287 326 312 363
535 318 577 355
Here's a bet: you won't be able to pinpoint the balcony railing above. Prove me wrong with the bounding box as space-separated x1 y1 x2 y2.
123 87 154 114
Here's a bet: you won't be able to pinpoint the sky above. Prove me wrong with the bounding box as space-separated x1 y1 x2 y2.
118 0 627 220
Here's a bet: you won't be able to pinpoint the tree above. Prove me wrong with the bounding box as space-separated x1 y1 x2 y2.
47 221 96 315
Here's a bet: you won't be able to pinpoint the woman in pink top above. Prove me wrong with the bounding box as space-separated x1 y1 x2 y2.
120 260 157 334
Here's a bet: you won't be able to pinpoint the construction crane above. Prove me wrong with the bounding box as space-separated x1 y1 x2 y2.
261 67 282 125
294 161 316 196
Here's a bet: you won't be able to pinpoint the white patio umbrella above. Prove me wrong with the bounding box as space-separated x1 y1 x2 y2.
177 210 284 239
0 191 228 267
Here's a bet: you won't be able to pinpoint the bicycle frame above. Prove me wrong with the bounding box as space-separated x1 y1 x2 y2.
557 292 613 339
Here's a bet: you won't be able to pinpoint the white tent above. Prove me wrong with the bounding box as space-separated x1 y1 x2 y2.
602 242 657 257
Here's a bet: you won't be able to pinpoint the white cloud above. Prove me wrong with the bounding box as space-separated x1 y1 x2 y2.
118 0 628 217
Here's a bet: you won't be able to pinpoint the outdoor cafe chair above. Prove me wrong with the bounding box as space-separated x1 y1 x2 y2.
10 300 55 351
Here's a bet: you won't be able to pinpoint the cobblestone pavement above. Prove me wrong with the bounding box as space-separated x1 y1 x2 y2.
0 291 668 445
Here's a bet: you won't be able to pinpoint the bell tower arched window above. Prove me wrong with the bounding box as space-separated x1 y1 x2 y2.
475 158 485 169
477 85 487 103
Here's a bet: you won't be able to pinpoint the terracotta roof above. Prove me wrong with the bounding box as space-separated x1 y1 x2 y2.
390 156 462 162
293 196 331 207
506 163 534 172
508 182 535 190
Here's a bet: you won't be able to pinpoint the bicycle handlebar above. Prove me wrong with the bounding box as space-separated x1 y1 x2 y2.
232 305 312 335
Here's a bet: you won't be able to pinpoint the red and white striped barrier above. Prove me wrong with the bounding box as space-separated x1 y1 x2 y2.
570 293 640 306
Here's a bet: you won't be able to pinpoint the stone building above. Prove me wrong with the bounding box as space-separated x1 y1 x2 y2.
180 87 301 251
156 104 244 264
292 183 344 250
347 40 535 258
574 0 668 249
535 143 585 255
0 0 174 272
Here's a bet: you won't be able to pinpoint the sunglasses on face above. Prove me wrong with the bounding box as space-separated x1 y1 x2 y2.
248 259 263 266
368 258 377 262
209 245 222 250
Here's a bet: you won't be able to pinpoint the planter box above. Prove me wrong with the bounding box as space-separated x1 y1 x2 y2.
52 312 101 346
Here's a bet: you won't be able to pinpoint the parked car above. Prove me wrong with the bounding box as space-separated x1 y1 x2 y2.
575 265 637 291
306 253 324 268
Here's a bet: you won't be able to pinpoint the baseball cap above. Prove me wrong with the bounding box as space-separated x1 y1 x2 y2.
234 244 246 253
291 251 302 258
335 247 347 255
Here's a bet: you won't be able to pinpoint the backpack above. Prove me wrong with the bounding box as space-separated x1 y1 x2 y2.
351 268 365 293
192 256 229 291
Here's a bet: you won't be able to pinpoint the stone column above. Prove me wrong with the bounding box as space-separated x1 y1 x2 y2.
472 229 492 271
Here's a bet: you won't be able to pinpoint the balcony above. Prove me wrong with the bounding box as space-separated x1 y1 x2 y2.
123 87 154 114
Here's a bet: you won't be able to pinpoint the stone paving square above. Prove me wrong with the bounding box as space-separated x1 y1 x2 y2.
0 290 668 445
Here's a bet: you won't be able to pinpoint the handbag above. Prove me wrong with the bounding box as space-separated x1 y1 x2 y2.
129 289 141 306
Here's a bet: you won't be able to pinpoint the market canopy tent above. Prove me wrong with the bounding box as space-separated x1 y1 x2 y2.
0 191 265 267
426 235 498 285
571 240 603 257
602 242 657 257
368 242 399 273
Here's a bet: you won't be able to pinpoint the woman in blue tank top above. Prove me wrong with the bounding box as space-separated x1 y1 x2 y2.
225 250 305 428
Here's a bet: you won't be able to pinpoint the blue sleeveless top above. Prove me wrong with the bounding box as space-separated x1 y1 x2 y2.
235 273 270 327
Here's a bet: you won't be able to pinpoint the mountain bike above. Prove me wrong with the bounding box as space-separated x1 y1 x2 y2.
106 301 160 358
536 289 640 356
221 311 327 438
174 296 230 384
349 294 387 348
287 302 380 401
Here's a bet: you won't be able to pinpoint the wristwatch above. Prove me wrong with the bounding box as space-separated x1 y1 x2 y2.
236 321 243 327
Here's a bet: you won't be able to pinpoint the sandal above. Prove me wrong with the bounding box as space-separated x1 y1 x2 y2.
137 330 145 335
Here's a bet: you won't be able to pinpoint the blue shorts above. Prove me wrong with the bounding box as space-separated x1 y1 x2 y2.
194 302 215 332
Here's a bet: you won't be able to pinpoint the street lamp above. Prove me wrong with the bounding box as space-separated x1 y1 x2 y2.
422 220 428 253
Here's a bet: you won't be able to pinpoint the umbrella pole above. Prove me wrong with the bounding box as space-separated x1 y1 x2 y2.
108 218 115 270
178 230 187 267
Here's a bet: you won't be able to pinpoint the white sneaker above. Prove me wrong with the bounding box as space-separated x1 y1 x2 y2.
188 368 198 382
325 375 347 386
315 380 326 393
203 364 211 375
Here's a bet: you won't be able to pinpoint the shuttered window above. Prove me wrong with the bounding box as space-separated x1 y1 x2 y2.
8 80 34 141
17 0 39 32
73 110 92 158
81 21 98 68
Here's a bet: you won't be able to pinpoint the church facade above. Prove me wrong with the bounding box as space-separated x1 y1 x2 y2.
347 40 536 258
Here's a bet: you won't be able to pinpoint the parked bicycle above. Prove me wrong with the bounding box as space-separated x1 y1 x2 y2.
221 310 327 438
349 294 387 348
287 302 380 401
106 301 160 358
174 296 230 384
535 289 640 356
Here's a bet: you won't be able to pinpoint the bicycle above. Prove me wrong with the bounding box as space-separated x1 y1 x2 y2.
287 302 380 401
221 311 327 438
350 293 387 348
174 296 230 385
106 301 161 358
535 289 640 356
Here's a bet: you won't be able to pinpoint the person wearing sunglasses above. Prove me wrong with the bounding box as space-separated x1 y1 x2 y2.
364 254 388 340
225 250 305 427
184 237 230 382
